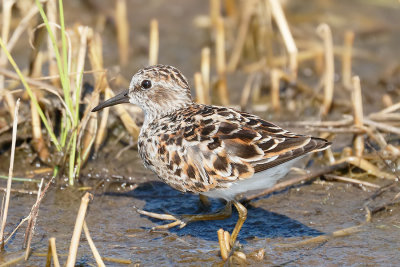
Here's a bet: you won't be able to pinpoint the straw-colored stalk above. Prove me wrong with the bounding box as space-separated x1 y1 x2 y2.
314 50 324 75
381 94 393 108
270 68 281 112
66 192 92 267
201 47 211 104
149 19 159 66
342 31 354 89
352 76 364 157
0 98 20 248
227 0 256 72
240 73 258 110
83 221 106 267
95 86 111 152
115 0 129 66
46 237 60 267
110 90 140 139
46 0 59 86
336 156 396 180
215 17 230 106
0 0 16 118
268 0 298 81
317 23 334 116
217 228 229 260
194 72 206 104
210 0 221 26
30 52 50 162
224 0 237 18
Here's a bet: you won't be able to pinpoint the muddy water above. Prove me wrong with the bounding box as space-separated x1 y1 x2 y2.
1 0 400 266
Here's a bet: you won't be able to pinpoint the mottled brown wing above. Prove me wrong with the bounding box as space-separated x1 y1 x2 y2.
180 107 330 187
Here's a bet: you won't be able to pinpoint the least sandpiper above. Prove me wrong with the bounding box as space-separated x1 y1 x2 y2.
92 64 331 246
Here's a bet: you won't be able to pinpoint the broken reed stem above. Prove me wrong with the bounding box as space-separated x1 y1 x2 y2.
46 0 59 86
46 237 60 267
110 90 140 139
194 72 206 104
240 73 258 110
115 0 129 66
0 0 16 117
317 23 334 116
66 192 92 267
324 174 379 188
215 17 230 106
210 0 221 26
217 229 229 261
352 76 364 157
83 220 106 267
342 31 354 89
201 47 211 104
0 98 20 248
227 0 256 72
95 87 111 153
336 156 397 180
30 52 50 163
268 0 298 80
149 19 159 66
270 68 281 112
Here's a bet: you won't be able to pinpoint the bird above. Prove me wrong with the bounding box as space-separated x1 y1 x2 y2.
92 64 331 247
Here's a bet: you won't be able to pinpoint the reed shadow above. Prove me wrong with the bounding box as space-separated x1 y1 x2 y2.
117 181 323 242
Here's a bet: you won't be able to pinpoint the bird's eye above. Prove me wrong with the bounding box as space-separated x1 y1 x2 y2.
141 80 152 89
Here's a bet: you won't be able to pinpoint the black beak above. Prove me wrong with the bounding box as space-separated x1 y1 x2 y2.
92 89 130 112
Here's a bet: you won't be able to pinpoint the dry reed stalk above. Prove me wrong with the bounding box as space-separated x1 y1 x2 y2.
201 47 211 104
194 72 206 104
381 94 393 108
224 0 238 18
244 162 348 201
317 24 334 116
95 86 111 153
46 0 59 86
210 0 221 26
324 174 380 189
375 101 400 115
0 98 20 248
314 49 324 75
336 156 397 180
0 0 16 117
223 230 231 251
278 224 362 248
363 118 400 136
109 90 140 139
66 192 92 267
217 228 229 260
352 76 364 157
215 17 230 106
270 68 281 112
30 52 50 163
227 0 256 72
83 220 106 267
46 237 60 267
115 0 129 66
240 72 258 110
149 19 159 66
268 0 298 80
342 31 354 89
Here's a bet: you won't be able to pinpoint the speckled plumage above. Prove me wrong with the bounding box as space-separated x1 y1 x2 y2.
93 64 331 201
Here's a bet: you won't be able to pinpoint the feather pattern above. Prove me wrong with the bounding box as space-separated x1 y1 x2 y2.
138 104 331 197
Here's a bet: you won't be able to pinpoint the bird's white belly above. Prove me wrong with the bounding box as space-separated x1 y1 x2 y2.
202 157 303 200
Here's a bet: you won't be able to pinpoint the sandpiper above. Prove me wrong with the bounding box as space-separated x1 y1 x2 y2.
92 64 331 247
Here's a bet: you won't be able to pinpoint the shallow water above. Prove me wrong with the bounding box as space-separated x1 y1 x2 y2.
1 0 400 265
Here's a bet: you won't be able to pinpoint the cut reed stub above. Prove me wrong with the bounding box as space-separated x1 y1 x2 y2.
149 19 159 66
317 23 334 116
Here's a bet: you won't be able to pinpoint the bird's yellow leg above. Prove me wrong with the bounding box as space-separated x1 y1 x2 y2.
134 201 233 230
229 200 248 247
